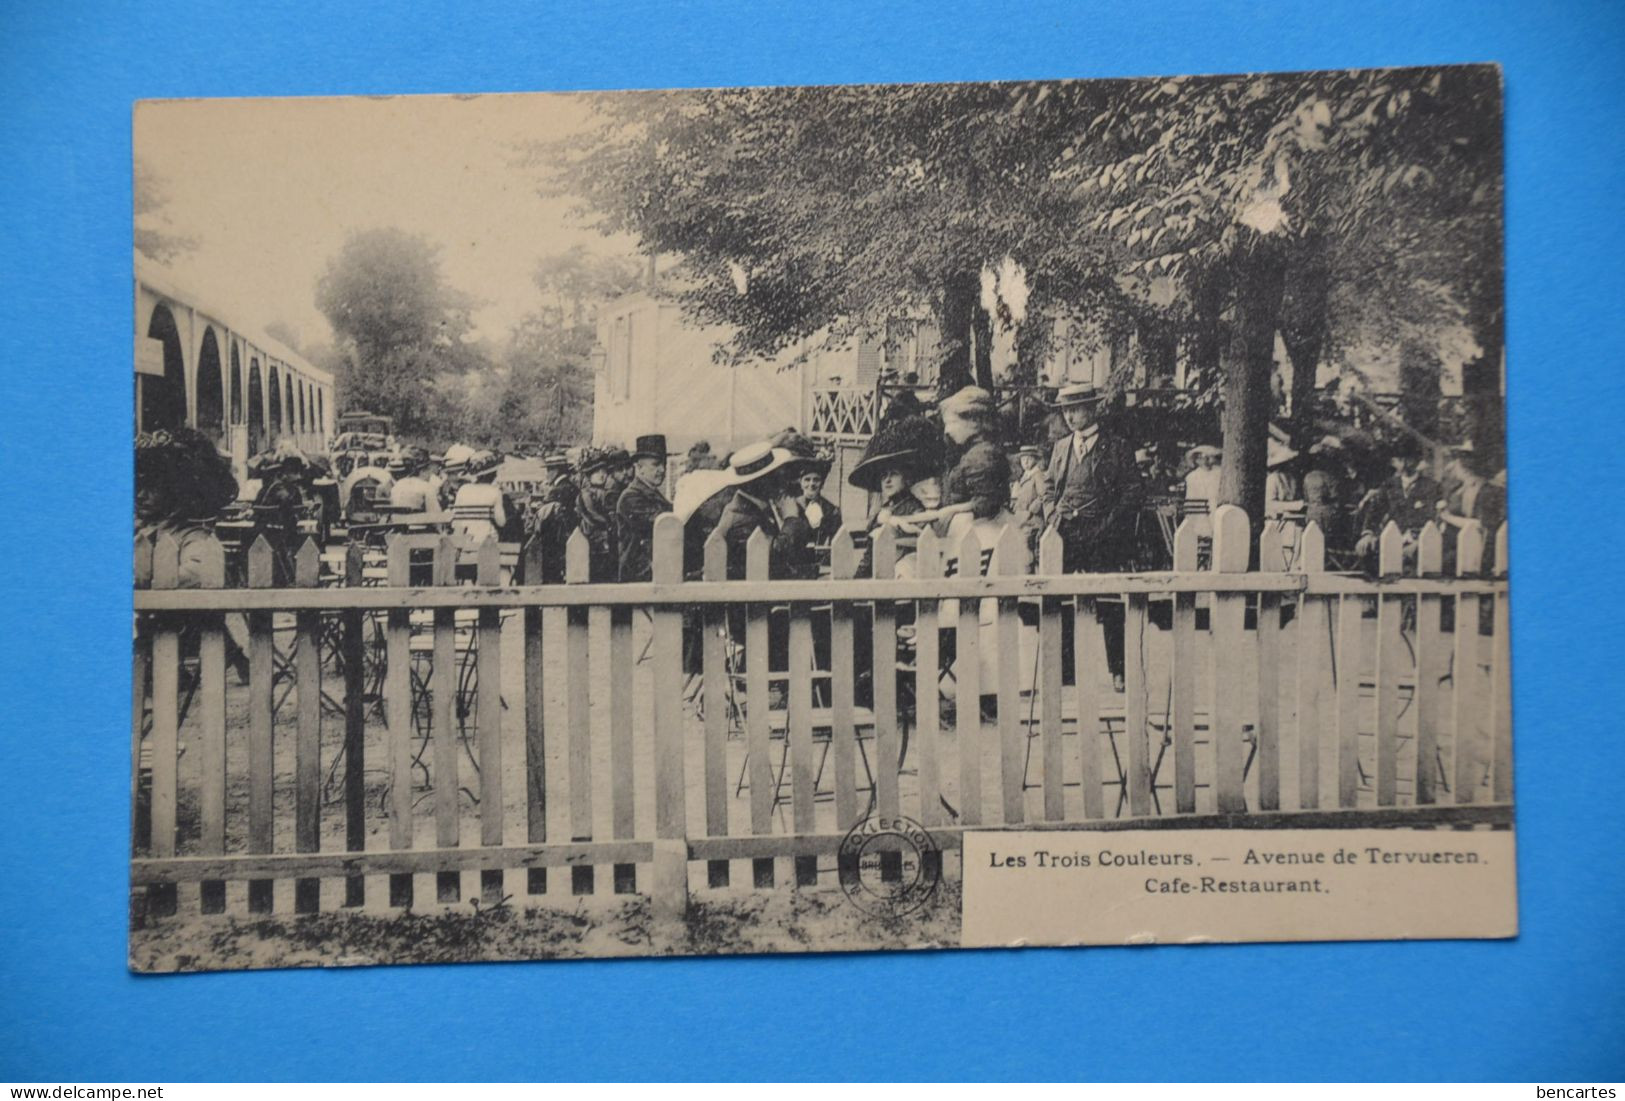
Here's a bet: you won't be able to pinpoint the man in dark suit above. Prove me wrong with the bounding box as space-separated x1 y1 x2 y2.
1042 382 1143 687
1043 382 1144 572
616 435 673 582
1356 440 1445 573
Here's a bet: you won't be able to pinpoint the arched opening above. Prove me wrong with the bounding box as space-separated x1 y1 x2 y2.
268 365 283 438
248 361 265 453
229 344 243 425
140 303 187 432
196 328 225 444
316 390 325 438
284 375 295 438
297 380 308 434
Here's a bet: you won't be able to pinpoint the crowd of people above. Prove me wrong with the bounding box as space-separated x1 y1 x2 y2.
135 378 1508 593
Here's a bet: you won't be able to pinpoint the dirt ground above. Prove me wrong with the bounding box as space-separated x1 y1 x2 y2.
130 876 963 972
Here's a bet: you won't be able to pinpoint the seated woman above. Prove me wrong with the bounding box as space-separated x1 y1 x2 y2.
846 413 944 577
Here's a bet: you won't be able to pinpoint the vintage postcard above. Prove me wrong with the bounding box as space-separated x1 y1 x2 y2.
130 65 1512 971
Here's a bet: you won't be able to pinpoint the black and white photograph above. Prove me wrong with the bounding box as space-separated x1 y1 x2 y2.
130 66 1513 972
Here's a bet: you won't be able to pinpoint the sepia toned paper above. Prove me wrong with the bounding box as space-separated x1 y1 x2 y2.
130 66 1512 972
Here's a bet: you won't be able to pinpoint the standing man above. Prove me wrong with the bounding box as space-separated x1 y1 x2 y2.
616 435 673 582
522 451 578 584
1043 382 1143 689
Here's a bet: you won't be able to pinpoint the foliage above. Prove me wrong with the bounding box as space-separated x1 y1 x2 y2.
541 67 1503 512
314 231 617 449
315 228 488 437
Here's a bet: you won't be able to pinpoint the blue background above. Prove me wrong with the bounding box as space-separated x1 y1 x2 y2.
2 0 1622 1082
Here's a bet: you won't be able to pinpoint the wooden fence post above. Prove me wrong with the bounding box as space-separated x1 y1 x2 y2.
1293 522 1329 812
431 536 460 902
1490 524 1512 803
1037 527 1066 822
1453 521 1485 804
1255 527 1282 811
1170 517 1201 815
827 528 861 870
196 536 228 914
744 529 775 887
649 514 690 931
914 529 944 835
384 537 413 908
522 536 547 896
475 537 506 904
245 536 277 913
1414 523 1447 805
1210 505 1250 813
293 540 322 913
147 534 181 917
1374 522 1405 806
994 524 1028 825
954 525 984 826
341 542 366 907
702 528 732 888
564 530 594 895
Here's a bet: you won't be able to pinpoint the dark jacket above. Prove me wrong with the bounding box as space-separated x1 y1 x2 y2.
575 484 620 582
1362 471 1443 539
799 495 843 547
713 490 817 581
615 477 673 583
1043 427 1143 572
943 438 1011 520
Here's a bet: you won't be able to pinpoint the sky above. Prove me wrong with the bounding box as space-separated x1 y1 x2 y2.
134 91 638 350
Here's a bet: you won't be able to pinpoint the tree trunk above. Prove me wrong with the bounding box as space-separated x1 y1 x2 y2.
1282 327 1323 451
971 303 994 391
1280 249 1329 451
1189 271 1228 400
938 270 980 396
1219 241 1288 529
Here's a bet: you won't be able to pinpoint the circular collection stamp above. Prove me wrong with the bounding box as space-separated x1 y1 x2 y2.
838 814 942 918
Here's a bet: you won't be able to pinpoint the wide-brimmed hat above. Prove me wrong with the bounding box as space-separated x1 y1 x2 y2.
1267 439 1299 468
1052 382 1108 409
442 443 475 469
724 441 800 487
1186 443 1222 463
847 414 943 493
1015 444 1042 460
631 434 669 461
467 450 500 477
543 451 572 470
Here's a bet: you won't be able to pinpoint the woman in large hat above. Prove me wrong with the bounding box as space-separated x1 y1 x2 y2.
847 413 944 536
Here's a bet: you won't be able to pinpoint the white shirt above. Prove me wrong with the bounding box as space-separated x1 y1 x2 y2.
1072 425 1100 463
